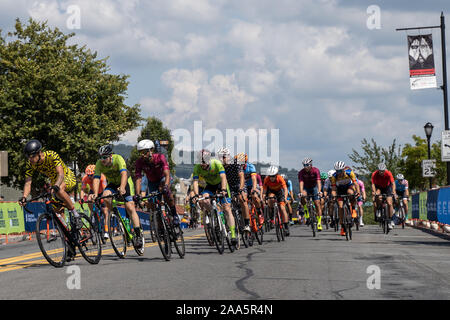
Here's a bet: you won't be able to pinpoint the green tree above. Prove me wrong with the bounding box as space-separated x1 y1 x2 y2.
127 117 175 178
399 135 446 191
0 18 141 192
348 138 402 177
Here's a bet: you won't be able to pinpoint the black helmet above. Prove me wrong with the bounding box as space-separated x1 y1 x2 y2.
24 139 42 157
98 145 113 156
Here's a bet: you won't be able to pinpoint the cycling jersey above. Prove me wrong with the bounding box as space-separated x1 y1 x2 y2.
81 174 107 194
223 163 244 188
395 179 409 192
135 153 170 183
331 168 357 188
371 170 394 188
25 150 76 192
324 178 332 193
193 159 225 186
298 167 321 188
94 154 134 192
244 162 257 187
357 179 365 193
286 180 293 200
263 175 287 192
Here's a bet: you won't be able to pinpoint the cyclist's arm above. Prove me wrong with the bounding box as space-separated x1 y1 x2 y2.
92 177 100 197
119 170 128 194
54 165 65 187
299 180 304 194
135 177 142 196
22 177 33 200
192 179 199 197
220 172 227 192
239 171 245 190
251 173 257 190
164 169 171 188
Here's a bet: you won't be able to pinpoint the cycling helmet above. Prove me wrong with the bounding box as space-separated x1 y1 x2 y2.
197 149 211 164
24 139 42 157
137 139 154 151
98 145 113 156
327 169 336 178
378 163 387 171
234 152 248 164
267 165 279 176
334 161 346 170
217 147 231 157
320 172 328 180
396 173 404 180
302 157 313 166
85 164 96 175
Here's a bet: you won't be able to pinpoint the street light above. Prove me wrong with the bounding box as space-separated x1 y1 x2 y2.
424 122 434 189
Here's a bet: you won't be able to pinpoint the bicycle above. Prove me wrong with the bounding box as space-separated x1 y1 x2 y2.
299 194 319 237
335 194 356 241
230 190 247 249
396 197 407 229
99 192 145 258
265 196 286 242
322 197 330 230
80 199 107 245
198 193 235 254
138 192 185 261
246 191 264 246
23 191 101 268
189 198 200 229
376 194 391 234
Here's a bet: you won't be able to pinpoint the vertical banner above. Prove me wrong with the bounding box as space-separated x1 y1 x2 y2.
426 189 439 221
411 193 420 219
407 34 437 90
419 191 428 220
437 187 450 224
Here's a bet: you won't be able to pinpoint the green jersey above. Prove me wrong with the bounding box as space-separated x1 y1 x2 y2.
193 159 226 186
94 154 133 187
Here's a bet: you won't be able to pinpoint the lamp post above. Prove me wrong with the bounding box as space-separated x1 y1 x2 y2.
424 122 434 189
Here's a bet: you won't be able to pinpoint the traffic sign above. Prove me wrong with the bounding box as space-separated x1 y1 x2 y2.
422 159 436 177
442 130 450 162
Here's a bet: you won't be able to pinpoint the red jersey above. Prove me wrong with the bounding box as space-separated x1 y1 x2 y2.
263 175 287 192
371 170 394 188
82 174 107 193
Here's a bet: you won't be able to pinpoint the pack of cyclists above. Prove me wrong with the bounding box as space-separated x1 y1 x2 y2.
18 138 411 261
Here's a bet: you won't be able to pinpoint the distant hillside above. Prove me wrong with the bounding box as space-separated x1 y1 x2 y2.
113 144 134 161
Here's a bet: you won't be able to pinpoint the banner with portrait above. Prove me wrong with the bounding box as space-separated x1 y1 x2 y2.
407 34 437 90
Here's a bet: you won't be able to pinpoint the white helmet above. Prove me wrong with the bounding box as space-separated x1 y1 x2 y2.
378 163 387 171
334 161 346 170
396 173 404 180
217 147 230 157
267 165 279 176
327 169 336 178
302 157 313 166
137 139 154 151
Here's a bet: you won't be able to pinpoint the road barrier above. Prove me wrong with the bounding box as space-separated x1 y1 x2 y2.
409 186 450 233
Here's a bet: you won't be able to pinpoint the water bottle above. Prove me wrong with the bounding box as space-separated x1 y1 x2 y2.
124 217 131 233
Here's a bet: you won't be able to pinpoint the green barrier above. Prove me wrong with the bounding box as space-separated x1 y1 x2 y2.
0 202 26 234
419 191 428 220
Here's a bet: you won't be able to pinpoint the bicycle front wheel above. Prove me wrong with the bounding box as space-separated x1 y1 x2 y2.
36 212 67 268
152 211 171 261
77 213 102 264
172 224 186 258
212 211 225 254
109 209 127 259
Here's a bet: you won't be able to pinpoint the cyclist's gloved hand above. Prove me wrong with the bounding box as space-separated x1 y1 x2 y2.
18 197 27 206
133 195 141 203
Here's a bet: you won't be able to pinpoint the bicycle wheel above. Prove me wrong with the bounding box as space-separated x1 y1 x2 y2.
109 209 127 259
212 210 225 254
232 209 242 250
310 207 317 237
333 204 339 232
236 210 248 248
36 212 67 268
77 213 102 264
400 206 406 229
152 210 171 261
343 205 351 241
149 211 157 243
171 224 185 258
323 205 329 230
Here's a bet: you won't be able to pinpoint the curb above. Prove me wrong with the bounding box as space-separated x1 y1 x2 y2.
405 219 450 236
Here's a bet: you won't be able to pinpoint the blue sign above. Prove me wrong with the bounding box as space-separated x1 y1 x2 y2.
24 202 46 232
411 193 420 219
116 207 151 231
437 187 450 225
426 189 439 221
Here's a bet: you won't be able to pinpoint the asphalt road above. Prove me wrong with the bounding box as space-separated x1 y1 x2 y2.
0 223 449 300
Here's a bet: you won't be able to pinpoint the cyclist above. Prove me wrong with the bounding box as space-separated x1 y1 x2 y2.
134 139 180 226
324 169 336 227
371 163 396 230
394 173 409 223
330 161 361 236
298 157 323 231
319 172 328 221
217 148 250 233
262 165 290 236
355 174 366 227
19 140 82 230
241 153 264 225
280 174 295 224
90 145 144 250
80 164 109 237
191 149 237 245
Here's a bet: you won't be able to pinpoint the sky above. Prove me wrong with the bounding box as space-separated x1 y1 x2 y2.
1 0 450 171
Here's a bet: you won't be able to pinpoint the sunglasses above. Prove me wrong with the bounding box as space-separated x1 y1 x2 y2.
100 155 110 160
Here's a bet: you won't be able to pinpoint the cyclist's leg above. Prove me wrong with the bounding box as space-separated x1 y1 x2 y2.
239 190 251 230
